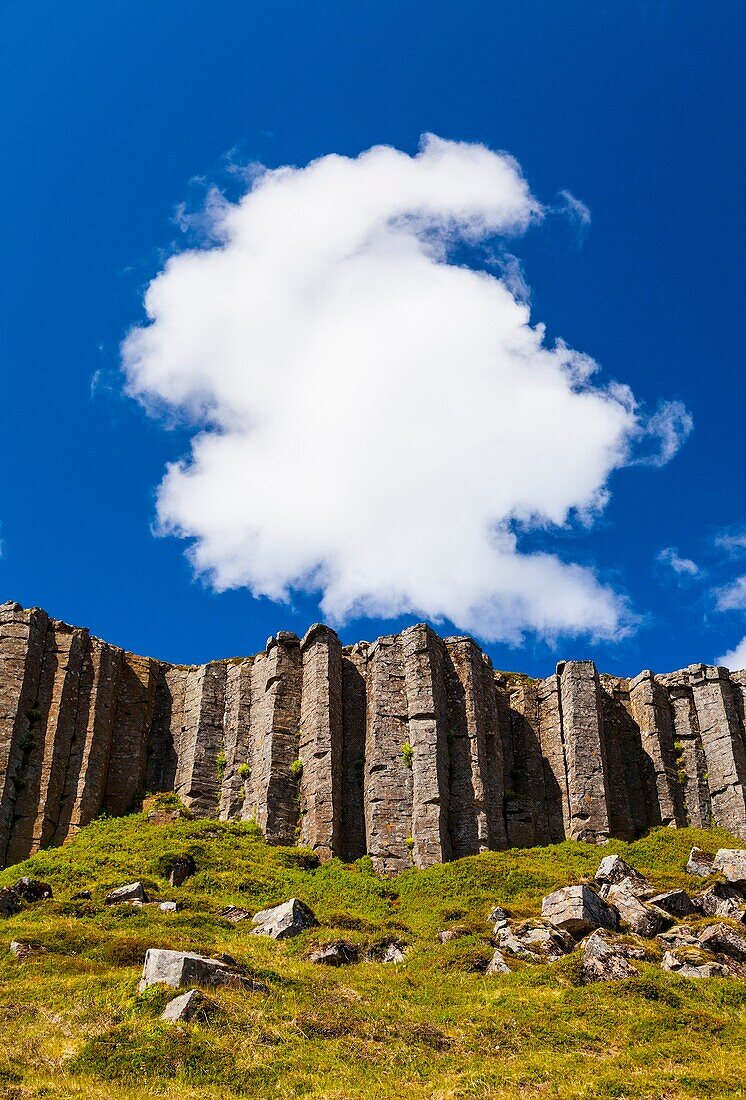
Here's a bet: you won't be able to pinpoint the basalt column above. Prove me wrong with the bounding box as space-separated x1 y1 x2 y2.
444 637 506 858
339 642 368 862
628 670 686 828
298 625 343 860
364 634 413 874
402 624 451 868
688 665 746 839
662 673 712 828
0 603 50 866
537 673 570 843
103 653 157 817
246 633 303 844
558 661 610 843
502 680 549 847
219 659 254 821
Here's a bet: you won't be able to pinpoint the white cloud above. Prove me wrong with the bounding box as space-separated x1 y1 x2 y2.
716 575 746 612
656 547 700 578
628 400 693 468
717 635 746 670
122 134 690 644
715 529 746 556
558 189 591 226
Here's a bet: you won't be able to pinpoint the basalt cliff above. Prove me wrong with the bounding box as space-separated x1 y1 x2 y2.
1 600 745 872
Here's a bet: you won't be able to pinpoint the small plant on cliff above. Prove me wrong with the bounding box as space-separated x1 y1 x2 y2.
215 748 227 785
237 762 250 780
290 758 304 780
401 742 413 769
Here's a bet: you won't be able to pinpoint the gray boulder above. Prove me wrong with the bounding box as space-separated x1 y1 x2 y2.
541 886 617 937
686 847 715 877
10 940 47 960
159 901 179 913
139 948 266 992
106 882 148 906
607 883 668 937
437 929 464 944
488 905 510 932
581 930 638 983
308 942 358 966
661 949 728 979
165 855 196 888
696 883 746 921
657 925 701 949
595 856 649 895
496 920 572 962
219 906 252 924
160 988 209 1022
0 888 21 918
485 948 511 975
12 878 52 903
647 890 696 918
713 849 746 886
698 922 746 962
250 898 317 940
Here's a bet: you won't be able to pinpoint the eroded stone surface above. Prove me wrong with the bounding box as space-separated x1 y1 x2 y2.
250 898 317 939
541 885 617 937
139 948 266 992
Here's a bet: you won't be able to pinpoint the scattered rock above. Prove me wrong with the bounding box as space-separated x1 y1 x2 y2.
143 795 186 826
696 883 746 921
595 856 649 895
541 886 617 938
250 898 318 940
377 942 406 964
0 888 21 918
220 906 252 924
485 948 511 975
70 889 92 901
698 922 746 962
496 920 572 962
165 855 196 887
105 882 148 906
9 941 47 960
607 883 668 937
657 925 701 949
488 905 509 931
139 948 266 992
437 929 464 944
713 849 746 886
686 846 715 877
647 890 696 918
581 930 638 983
159 901 179 913
308 942 359 966
661 949 728 979
12 878 52 903
160 988 210 1022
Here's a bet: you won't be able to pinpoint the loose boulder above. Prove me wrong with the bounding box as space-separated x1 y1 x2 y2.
696 883 746 921
647 890 696 919
686 847 715 877
160 988 210 1022
698 922 746 962
308 942 358 966
250 898 317 940
713 849 746 887
139 948 266 992
220 906 252 924
12 878 52 903
159 901 179 913
0 888 21 918
496 920 572 962
485 948 511 975
657 925 701 949
595 856 649 895
10 941 47 960
106 882 148 906
607 883 668 937
661 949 728 979
165 855 196 888
581 930 638 983
541 886 617 937
488 905 509 932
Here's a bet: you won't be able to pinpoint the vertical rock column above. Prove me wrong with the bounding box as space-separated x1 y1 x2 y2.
6 622 88 864
501 680 548 847
364 635 413 874
401 625 451 868
558 660 610 842
444 637 506 857
340 643 368 862
537 674 570 842
628 670 686 827
247 633 302 844
52 638 123 843
689 665 746 839
298 625 343 860
662 674 712 828
172 661 228 817
103 653 157 816
0 603 50 866
219 659 254 821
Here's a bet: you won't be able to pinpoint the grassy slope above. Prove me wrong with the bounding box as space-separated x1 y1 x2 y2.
0 807 745 1100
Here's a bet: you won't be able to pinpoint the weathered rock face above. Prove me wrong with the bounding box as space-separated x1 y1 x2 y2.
1 600 746 871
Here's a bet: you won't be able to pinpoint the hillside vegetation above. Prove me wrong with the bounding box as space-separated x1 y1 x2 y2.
0 802 745 1099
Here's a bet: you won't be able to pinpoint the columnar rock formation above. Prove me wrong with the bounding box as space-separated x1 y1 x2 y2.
1 600 745 871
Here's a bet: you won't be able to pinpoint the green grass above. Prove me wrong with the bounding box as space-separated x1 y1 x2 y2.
0 803 744 1099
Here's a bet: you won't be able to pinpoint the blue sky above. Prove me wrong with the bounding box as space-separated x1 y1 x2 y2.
1 1 745 675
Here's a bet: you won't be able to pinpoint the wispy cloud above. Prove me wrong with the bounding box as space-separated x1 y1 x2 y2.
656 546 701 579
715 575 746 612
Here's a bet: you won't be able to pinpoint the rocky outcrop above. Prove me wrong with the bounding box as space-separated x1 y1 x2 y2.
1 599 746 871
